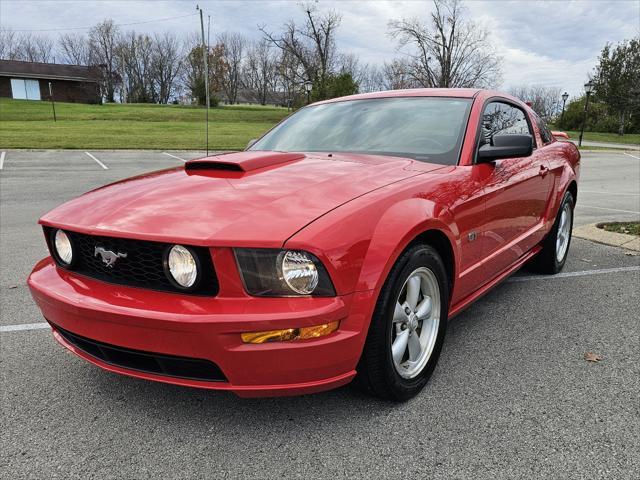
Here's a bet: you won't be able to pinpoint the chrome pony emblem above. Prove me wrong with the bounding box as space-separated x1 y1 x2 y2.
94 246 127 268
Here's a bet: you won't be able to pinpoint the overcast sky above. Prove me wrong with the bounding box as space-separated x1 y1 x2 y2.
2 0 639 98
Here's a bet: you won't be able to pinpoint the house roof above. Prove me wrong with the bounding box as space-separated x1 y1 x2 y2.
0 60 100 83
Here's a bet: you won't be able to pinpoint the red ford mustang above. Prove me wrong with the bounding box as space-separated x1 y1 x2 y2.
28 89 579 400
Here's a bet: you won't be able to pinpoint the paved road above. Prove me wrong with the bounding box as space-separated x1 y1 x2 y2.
1 150 639 479
569 140 640 150
575 151 640 226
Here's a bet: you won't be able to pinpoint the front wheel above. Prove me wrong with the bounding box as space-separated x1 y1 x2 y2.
529 190 575 274
355 244 449 401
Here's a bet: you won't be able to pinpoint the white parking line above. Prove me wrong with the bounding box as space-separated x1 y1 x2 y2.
509 266 640 283
85 151 108 170
163 152 186 162
581 190 640 196
577 204 640 214
623 152 639 160
2 266 638 334
0 151 5 170
0 322 50 332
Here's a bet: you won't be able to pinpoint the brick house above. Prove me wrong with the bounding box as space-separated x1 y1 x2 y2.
0 59 101 103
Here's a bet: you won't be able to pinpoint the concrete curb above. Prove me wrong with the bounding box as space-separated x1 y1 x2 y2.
573 223 640 251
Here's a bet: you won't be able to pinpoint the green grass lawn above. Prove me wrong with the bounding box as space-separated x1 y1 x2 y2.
0 98 290 150
549 126 640 145
3 98 638 150
600 222 640 236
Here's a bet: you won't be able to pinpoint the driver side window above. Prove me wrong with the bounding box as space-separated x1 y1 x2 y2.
482 102 532 145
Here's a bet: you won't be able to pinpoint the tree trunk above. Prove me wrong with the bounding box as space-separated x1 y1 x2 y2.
618 110 625 136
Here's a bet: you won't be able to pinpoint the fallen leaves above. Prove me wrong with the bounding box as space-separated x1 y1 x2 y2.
584 352 603 363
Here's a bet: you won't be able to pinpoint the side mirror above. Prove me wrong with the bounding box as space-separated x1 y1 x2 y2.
246 138 257 150
477 134 533 163
551 131 570 140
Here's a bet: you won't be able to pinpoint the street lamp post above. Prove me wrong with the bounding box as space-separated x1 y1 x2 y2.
560 92 569 125
304 81 313 105
578 81 594 147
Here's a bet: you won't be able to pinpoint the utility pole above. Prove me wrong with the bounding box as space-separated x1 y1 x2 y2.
197 5 210 155
48 82 57 122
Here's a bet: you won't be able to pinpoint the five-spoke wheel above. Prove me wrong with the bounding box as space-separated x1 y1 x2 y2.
356 244 449 401
391 267 440 379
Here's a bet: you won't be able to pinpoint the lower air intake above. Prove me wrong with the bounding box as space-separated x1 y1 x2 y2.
54 323 226 382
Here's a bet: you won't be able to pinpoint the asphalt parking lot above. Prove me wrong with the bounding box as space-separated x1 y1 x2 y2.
1 149 639 479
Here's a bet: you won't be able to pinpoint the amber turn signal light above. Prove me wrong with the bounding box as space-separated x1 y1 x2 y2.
241 321 340 344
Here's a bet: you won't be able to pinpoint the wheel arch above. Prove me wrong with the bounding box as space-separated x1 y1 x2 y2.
356 197 460 298
567 179 578 203
409 229 455 296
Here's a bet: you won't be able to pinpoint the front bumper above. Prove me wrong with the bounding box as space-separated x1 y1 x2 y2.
28 257 375 397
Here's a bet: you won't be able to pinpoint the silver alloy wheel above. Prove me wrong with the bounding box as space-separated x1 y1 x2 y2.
556 201 572 263
391 267 441 379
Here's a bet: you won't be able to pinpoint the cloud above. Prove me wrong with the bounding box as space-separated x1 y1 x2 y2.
1 0 638 98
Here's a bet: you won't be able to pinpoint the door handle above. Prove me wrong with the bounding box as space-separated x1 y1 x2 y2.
538 165 549 177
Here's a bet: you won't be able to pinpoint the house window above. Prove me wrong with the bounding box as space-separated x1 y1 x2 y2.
10 78 41 100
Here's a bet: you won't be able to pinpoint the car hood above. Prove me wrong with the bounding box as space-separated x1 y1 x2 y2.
40 151 442 247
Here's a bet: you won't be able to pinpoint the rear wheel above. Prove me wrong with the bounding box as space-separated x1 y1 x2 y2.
529 190 574 274
355 244 449 401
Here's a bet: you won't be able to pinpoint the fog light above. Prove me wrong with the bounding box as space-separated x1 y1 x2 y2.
165 245 199 289
241 321 340 344
53 229 73 266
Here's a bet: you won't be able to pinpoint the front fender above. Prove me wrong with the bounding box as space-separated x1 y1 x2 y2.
285 186 459 297
356 198 458 292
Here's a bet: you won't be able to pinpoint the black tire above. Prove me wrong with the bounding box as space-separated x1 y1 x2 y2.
355 244 449 401
529 190 575 274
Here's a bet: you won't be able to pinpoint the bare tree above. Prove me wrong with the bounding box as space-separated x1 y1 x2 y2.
260 3 341 100
509 85 563 122
381 58 420 90
17 34 54 62
89 19 120 102
152 32 184 103
217 32 246 104
276 49 304 107
0 30 22 60
389 0 502 89
244 39 277 105
119 31 155 103
58 33 90 65
182 32 204 103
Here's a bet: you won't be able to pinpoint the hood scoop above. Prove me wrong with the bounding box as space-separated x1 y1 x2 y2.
185 151 305 173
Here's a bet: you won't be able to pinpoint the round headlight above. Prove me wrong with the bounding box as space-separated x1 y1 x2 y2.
166 245 199 289
53 229 73 265
280 250 319 295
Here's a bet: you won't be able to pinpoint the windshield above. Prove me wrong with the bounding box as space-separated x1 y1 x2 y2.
250 97 472 165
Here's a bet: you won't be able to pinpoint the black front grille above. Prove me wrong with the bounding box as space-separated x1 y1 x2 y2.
44 227 218 295
54 323 227 382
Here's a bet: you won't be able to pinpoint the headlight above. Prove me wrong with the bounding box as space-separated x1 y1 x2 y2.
165 245 200 289
234 249 335 296
52 229 73 266
280 250 318 294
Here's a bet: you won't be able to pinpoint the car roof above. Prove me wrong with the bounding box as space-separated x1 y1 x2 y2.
316 88 482 105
